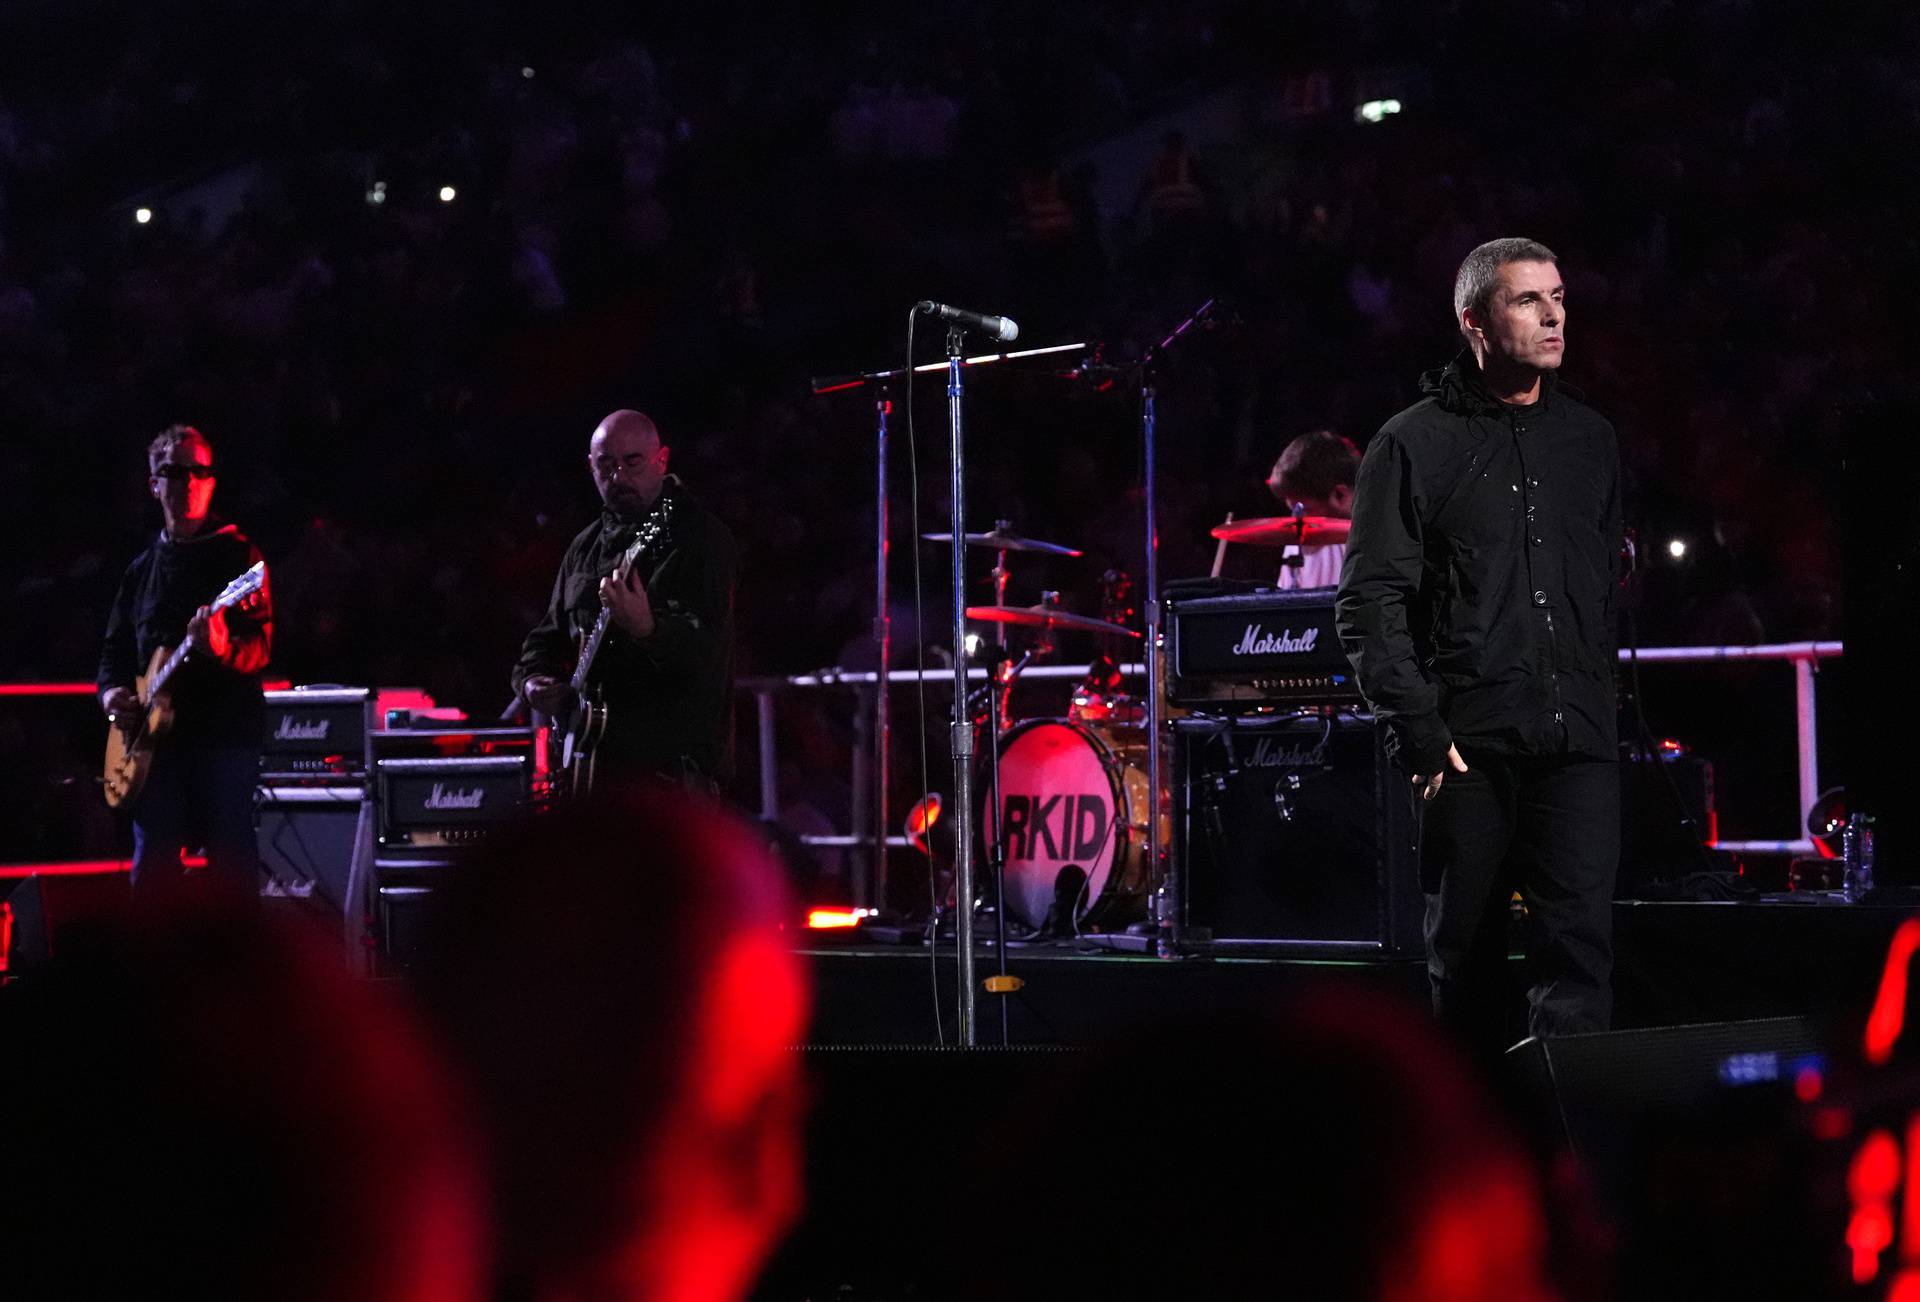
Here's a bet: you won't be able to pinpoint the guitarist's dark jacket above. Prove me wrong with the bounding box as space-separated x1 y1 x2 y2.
513 482 739 784
97 521 272 749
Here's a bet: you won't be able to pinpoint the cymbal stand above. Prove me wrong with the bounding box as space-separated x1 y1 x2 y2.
1279 501 1307 581
981 525 1026 1042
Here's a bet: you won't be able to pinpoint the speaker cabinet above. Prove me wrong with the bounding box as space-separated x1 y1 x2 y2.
0 871 130 972
256 786 365 914
1173 710 1421 955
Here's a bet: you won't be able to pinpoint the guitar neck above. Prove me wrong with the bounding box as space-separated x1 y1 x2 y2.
568 502 671 695
570 609 615 694
146 576 259 698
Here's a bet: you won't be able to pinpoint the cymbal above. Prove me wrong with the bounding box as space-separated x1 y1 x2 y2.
1210 515 1352 547
922 528 1083 556
967 603 1140 638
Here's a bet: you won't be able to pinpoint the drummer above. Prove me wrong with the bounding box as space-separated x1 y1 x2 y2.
1266 429 1360 589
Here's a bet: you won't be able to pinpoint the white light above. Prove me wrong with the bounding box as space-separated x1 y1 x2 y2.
963 633 983 656
521 66 535 79
1667 539 1688 559
1354 98 1403 124
438 185 457 203
134 207 152 225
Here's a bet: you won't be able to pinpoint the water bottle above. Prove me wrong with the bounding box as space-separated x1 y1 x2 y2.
1843 813 1877 903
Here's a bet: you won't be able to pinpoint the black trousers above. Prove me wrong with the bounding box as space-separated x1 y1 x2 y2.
1418 743 1619 1052
131 743 261 898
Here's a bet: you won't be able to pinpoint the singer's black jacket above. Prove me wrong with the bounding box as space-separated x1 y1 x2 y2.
513 481 738 784
1335 354 1621 775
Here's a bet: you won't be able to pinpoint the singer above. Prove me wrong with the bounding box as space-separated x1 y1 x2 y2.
1335 238 1623 1055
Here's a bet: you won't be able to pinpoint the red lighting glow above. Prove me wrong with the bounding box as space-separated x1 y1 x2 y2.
0 860 134 880
906 795 942 837
1866 919 1920 1065
0 682 97 697
806 908 874 930
1795 1067 1825 1103
1849 1130 1902 1284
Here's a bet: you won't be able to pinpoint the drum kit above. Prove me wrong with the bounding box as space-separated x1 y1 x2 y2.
921 512 1350 938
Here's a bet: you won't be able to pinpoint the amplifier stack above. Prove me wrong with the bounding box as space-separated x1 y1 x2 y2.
256 688 374 921
370 722 538 971
1161 585 1418 956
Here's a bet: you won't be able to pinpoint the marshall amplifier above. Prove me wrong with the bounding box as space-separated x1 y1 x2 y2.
1172 710 1421 955
261 688 374 781
1165 589 1359 709
375 755 531 852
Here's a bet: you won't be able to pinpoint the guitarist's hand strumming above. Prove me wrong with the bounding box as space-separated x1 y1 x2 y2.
523 674 572 714
600 564 656 640
101 685 138 726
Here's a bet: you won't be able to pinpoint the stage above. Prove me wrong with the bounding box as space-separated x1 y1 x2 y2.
800 893 1915 1046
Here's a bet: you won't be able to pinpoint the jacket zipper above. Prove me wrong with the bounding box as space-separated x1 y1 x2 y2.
1543 609 1565 725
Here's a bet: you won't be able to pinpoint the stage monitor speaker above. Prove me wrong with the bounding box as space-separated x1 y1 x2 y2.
1173 710 1420 955
1508 1016 1820 1178
256 787 365 915
0 871 130 972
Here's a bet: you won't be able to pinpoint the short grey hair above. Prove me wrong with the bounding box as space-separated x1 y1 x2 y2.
1452 238 1558 342
148 423 212 473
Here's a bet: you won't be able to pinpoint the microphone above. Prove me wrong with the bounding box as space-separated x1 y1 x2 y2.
915 301 1020 342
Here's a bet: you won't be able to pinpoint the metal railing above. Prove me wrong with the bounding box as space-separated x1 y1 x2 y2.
738 639 1846 898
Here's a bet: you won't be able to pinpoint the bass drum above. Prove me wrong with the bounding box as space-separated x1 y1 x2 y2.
988 718 1155 933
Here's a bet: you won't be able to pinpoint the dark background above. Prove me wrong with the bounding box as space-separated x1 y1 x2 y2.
0 0 1910 860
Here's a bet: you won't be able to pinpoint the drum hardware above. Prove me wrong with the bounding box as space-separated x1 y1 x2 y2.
920 523 1084 556
1207 513 1353 548
990 717 1157 936
965 595 1141 639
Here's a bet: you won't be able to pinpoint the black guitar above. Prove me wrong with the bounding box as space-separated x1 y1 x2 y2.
555 496 674 796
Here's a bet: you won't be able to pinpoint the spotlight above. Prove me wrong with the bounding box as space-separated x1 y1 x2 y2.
438 185 457 203
521 66 535 79
366 180 388 206
1354 98 1403 125
1667 539 1688 559
134 207 153 225
963 632 983 657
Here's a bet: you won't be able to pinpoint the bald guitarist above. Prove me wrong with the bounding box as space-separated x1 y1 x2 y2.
514 410 739 793
98 425 272 897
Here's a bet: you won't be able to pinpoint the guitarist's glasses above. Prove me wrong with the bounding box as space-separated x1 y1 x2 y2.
153 464 215 480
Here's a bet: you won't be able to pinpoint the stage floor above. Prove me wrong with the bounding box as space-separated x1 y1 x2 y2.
801 895 1917 1046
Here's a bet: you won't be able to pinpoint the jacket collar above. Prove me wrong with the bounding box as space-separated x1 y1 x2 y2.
1420 351 1565 416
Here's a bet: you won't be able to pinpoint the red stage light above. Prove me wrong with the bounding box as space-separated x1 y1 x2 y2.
1866 919 1920 1065
806 908 874 930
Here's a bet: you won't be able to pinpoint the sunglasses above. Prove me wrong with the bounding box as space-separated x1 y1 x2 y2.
152 464 214 481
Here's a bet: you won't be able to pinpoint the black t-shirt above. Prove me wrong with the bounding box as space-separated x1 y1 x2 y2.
98 522 271 749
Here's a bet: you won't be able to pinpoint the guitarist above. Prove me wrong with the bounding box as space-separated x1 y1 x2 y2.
97 425 272 896
514 410 738 791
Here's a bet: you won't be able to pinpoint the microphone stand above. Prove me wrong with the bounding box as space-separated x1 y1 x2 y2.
943 324 979 1046
809 343 1087 929
1135 297 1220 957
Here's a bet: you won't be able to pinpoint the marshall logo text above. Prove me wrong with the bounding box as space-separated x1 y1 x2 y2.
274 716 331 741
1247 737 1329 770
424 783 485 811
1231 624 1320 657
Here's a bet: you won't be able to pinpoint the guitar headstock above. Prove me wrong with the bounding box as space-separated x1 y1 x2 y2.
214 562 267 613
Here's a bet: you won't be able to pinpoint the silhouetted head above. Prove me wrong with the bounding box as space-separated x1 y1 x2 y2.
413 786 810 1302
0 895 486 1302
